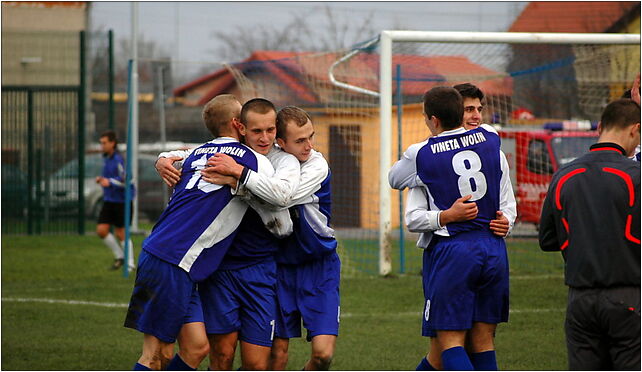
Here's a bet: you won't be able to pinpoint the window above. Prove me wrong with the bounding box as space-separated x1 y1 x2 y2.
527 139 554 175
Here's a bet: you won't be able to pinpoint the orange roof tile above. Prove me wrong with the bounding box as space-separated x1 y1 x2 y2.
175 50 513 105
509 2 638 33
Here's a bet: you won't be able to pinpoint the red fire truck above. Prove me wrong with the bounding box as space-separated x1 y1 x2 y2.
499 123 599 226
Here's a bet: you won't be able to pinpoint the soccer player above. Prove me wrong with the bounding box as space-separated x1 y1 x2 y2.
389 83 515 370
539 99 640 370
271 108 339 371
389 83 515 238
124 94 291 370
406 86 510 370
198 99 300 371
202 106 340 371
95 130 135 271
160 104 339 370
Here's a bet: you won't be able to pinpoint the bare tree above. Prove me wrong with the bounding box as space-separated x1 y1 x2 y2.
88 28 173 92
210 5 376 62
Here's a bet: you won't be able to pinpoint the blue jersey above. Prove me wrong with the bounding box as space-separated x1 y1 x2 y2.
416 126 502 235
277 170 337 265
101 151 134 203
218 206 282 270
143 138 271 282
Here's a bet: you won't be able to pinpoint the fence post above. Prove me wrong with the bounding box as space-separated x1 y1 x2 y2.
396 64 405 274
108 29 115 131
78 31 86 235
27 89 34 235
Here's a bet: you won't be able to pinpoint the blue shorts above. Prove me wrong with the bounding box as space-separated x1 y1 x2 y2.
275 252 341 340
124 249 200 343
199 259 277 347
421 230 509 337
185 286 204 324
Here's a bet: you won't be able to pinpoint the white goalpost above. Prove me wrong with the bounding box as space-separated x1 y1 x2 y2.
374 31 640 276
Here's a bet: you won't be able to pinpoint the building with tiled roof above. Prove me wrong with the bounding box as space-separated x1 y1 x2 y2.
507 1 640 119
509 1 639 33
174 50 513 108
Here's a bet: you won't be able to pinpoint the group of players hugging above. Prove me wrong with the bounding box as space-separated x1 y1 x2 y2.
124 78 640 370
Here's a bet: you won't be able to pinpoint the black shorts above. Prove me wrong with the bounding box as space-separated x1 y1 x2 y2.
97 201 131 227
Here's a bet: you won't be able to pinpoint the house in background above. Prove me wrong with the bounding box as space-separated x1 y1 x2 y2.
173 50 513 228
2 1 88 86
174 50 512 109
507 1 640 120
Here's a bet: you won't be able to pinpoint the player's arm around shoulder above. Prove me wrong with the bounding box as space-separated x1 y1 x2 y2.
243 147 301 208
243 149 294 238
389 141 426 190
284 149 329 207
156 148 193 187
404 187 442 233
158 148 193 168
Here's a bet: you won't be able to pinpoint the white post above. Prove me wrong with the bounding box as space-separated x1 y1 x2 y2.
130 2 139 231
378 31 393 276
380 30 639 45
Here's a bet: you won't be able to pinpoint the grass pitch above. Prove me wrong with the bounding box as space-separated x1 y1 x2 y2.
1 234 567 370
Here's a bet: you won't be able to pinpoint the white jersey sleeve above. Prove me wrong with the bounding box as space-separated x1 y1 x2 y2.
285 150 329 208
238 150 328 210
499 150 517 235
158 148 194 169
245 151 293 238
242 146 301 207
405 186 442 233
404 187 437 249
388 141 426 190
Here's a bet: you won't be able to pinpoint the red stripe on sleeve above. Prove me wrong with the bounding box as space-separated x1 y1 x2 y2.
602 167 635 207
625 215 641 245
555 168 587 210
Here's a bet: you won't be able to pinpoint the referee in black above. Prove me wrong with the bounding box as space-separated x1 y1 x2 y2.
539 98 640 370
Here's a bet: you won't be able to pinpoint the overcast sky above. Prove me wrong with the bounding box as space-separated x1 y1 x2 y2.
90 1 529 64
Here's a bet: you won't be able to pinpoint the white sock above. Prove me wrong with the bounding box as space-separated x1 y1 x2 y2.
103 233 124 259
121 239 135 268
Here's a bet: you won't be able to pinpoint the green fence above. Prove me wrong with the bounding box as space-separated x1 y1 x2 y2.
1 30 101 235
2 86 85 234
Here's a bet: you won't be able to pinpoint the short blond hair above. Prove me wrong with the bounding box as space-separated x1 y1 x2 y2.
202 94 241 136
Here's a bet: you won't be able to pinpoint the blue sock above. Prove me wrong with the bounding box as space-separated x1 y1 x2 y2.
442 346 473 371
133 362 152 371
416 356 436 370
471 350 497 371
166 354 195 371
